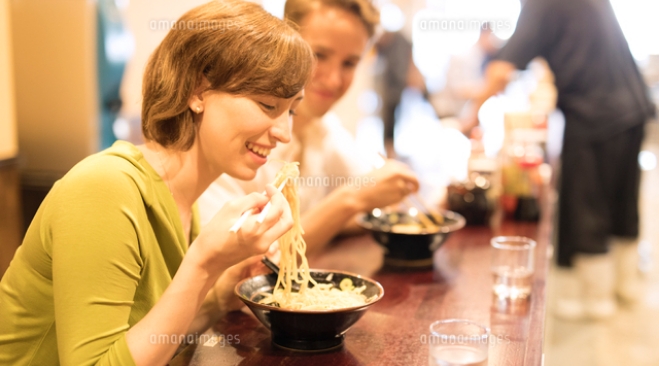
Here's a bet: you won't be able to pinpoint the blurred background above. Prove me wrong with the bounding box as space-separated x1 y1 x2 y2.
0 0 658 364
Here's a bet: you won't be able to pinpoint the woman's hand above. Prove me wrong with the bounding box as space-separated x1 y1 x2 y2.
356 160 419 211
193 184 293 272
212 256 268 314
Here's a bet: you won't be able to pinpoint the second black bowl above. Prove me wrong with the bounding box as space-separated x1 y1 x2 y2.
358 210 465 269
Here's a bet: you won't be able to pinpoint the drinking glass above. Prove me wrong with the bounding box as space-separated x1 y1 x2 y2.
428 319 489 366
490 236 536 299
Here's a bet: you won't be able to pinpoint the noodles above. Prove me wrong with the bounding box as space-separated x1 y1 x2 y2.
259 279 370 310
258 162 370 310
390 223 426 234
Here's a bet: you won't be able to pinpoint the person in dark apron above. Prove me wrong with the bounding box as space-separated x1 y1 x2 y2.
462 0 655 319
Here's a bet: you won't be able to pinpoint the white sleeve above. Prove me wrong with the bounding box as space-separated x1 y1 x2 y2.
321 114 373 178
197 174 247 226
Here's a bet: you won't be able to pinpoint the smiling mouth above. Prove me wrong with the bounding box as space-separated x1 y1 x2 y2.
246 142 272 158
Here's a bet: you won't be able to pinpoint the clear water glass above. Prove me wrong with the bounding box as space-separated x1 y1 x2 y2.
491 236 536 300
428 319 489 366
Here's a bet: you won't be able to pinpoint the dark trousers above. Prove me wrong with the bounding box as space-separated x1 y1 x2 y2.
557 122 645 267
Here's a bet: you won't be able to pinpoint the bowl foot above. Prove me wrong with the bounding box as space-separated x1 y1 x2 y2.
272 334 345 352
384 256 434 269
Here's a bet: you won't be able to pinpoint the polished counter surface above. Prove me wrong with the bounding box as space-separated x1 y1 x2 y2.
170 217 550 366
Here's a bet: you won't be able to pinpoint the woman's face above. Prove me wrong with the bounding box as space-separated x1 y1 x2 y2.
196 91 303 180
296 5 370 121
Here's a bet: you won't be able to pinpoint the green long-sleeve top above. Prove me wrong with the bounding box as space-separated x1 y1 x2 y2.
0 141 200 365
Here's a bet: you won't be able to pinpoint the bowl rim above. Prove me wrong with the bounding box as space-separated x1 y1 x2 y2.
234 268 385 314
357 209 466 235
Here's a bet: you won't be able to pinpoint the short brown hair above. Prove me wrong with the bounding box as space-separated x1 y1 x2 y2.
142 0 314 150
284 0 380 38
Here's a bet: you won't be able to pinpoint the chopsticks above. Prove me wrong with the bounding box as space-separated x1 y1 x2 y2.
261 256 280 275
408 193 444 225
257 179 288 223
229 178 288 233
372 154 442 229
402 198 438 230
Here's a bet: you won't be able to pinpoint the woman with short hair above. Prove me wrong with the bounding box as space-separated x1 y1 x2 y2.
0 1 313 365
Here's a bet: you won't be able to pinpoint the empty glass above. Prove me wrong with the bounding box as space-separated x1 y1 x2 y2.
428 319 489 366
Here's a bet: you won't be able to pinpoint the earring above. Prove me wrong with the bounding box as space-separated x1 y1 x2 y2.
196 106 202 113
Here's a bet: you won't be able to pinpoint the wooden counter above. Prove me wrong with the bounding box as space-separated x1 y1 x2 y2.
170 216 551 366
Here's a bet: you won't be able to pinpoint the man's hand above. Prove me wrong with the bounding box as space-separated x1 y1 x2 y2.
460 60 517 136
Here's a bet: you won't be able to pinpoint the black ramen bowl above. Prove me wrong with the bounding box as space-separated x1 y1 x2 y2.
358 210 466 269
235 270 384 352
